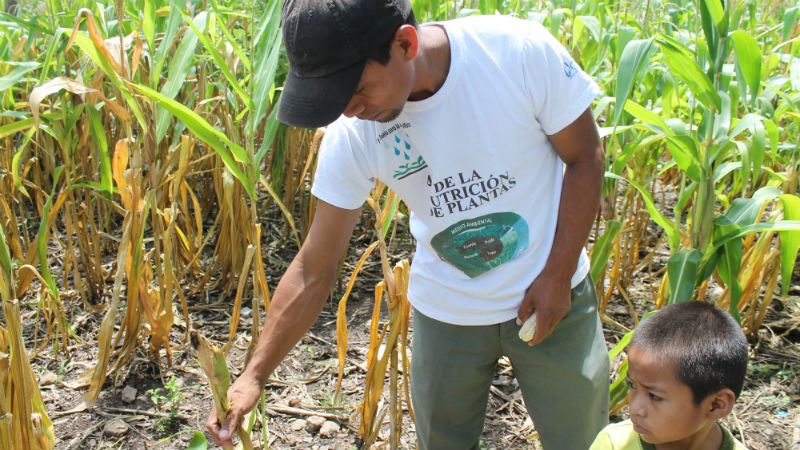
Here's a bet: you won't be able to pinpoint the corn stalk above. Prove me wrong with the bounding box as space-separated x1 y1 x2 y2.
356 183 413 449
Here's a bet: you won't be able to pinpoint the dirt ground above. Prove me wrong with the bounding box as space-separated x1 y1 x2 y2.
27 212 800 450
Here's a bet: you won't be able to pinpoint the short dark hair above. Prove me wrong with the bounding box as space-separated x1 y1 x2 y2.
367 9 418 65
630 301 748 404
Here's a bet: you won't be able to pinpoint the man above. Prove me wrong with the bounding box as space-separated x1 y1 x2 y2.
207 0 609 448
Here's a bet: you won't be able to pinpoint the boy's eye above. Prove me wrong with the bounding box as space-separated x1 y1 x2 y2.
649 393 663 401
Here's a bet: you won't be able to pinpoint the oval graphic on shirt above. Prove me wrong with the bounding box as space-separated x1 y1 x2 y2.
430 212 530 278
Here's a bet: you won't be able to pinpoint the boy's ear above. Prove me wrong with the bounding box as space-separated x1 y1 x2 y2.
706 388 736 421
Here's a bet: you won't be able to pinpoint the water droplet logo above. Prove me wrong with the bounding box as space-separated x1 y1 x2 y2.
380 129 428 179
563 60 577 79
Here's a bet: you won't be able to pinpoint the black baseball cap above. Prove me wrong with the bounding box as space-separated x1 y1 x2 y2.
277 0 412 128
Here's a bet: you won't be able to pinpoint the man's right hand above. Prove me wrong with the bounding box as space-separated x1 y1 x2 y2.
206 374 263 447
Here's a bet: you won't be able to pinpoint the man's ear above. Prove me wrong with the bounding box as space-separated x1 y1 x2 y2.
706 388 736 421
394 24 419 60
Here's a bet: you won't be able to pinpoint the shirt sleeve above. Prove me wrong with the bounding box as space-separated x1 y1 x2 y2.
589 427 616 450
521 22 602 135
311 119 376 210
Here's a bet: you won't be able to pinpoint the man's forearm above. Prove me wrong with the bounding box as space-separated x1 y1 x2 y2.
543 145 604 281
239 255 337 386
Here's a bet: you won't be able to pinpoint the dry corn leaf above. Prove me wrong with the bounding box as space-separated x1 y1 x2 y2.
29 77 97 128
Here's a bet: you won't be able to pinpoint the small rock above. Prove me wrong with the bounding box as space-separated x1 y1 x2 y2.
103 419 129 437
193 319 205 329
121 386 137 403
39 372 58 386
288 397 301 407
319 421 340 438
306 415 326 432
291 419 307 431
241 307 252 317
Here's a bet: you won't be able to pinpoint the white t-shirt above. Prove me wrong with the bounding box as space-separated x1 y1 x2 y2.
312 15 601 325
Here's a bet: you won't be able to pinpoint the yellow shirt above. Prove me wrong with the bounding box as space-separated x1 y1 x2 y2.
589 420 748 450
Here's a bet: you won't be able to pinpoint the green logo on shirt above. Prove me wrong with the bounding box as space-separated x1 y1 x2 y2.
430 212 529 278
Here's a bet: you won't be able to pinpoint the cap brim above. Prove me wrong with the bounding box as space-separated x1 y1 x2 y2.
277 59 367 128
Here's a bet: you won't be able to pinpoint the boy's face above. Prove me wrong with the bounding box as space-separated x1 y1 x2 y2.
626 346 718 449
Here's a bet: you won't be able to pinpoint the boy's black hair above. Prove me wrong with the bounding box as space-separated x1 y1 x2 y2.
630 301 748 405
368 9 418 65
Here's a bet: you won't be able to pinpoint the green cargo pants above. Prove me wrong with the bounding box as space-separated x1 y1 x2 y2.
410 275 609 450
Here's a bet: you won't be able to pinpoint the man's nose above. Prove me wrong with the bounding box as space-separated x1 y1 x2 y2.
343 96 365 118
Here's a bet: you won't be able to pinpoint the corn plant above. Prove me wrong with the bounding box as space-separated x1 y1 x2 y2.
0 223 55 450
333 181 412 450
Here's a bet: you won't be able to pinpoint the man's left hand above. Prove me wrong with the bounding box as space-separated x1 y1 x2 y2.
516 272 572 346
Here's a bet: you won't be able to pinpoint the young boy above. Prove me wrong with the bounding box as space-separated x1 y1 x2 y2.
591 301 749 450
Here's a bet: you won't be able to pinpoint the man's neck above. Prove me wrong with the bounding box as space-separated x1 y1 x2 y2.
408 24 450 101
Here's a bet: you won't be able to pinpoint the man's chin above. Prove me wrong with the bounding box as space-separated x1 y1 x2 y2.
377 108 403 123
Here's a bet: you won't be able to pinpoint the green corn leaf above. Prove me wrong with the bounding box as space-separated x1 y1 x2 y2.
609 359 629 410
608 329 633 363
38 29 67 85
607 311 655 362
37 166 65 301
129 82 256 199
667 248 703 304
0 117 34 139
646 125 703 182
701 0 725 30
711 221 800 254
782 7 799 42
778 195 800 296
721 186 780 227
613 38 654 126
713 221 743 317
614 26 636 67
606 172 680 252
210 4 251 72
155 10 207 143
730 29 761 103
150 0 183 88
246 0 282 136
623 99 670 130
0 222 12 301
657 36 720 111
255 104 281 167
590 220 622 281
180 9 255 112
142 0 155 58
187 431 208 450
574 16 601 46
86 106 113 195
0 61 40 92
720 113 766 147
381 194 400 240
11 127 35 196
